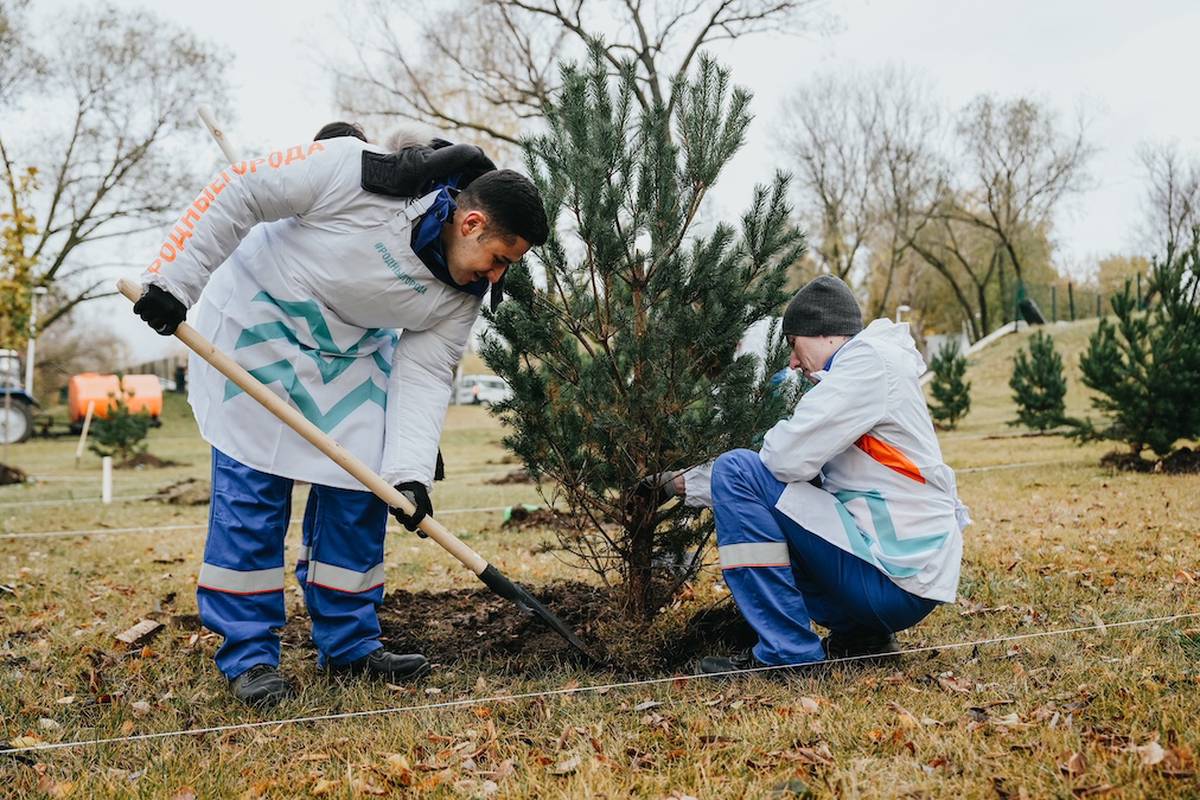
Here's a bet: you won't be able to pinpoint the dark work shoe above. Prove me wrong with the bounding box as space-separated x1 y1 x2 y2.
230 664 295 708
328 649 431 683
822 630 901 665
699 648 822 678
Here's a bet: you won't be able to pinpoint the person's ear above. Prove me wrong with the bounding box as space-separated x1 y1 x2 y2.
460 209 487 237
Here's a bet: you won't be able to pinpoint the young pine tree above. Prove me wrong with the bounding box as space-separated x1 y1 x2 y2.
928 341 971 430
1008 330 1067 432
1068 231 1200 459
89 393 152 464
481 44 802 621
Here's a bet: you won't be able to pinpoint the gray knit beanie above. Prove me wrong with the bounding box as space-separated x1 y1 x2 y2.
782 275 863 337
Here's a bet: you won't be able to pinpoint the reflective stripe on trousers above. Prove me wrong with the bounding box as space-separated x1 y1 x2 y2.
711 449 939 666
198 448 388 679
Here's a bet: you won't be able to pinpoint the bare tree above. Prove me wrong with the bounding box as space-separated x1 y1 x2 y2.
907 192 1006 341
778 71 880 282
335 0 833 152
1136 140 1200 259
947 95 1092 286
778 66 941 314
0 3 230 333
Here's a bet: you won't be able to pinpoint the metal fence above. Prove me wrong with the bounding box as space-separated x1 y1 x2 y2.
122 354 189 392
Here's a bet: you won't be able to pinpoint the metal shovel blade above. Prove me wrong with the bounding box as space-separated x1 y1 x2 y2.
477 564 597 662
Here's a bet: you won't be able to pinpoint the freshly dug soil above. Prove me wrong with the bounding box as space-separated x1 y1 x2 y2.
1100 446 1200 474
486 467 532 485
149 478 211 506
0 463 26 486
375 581 756 674
118 452 185 469
501 506 581 532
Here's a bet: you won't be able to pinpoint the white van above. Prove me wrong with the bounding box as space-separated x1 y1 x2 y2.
455 374 512 406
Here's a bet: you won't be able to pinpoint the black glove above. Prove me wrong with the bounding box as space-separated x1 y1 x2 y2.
133 284 187 336
391 481 432 536
626 471 681 516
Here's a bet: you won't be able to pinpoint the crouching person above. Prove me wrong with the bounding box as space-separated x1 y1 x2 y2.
668 276 969 674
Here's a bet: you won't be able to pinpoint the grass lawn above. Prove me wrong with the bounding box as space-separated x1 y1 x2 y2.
1 320 1198 798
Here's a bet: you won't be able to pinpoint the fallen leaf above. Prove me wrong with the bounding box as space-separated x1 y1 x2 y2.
130 700 152 716
171 787 197 800
551 754 582 775
632 700 662 712
798 696 820 714
115 619 163 647
1061 751 1087 777
1135 740 1165 766
350 777 387 796
310 778 338 795
56 695 76 705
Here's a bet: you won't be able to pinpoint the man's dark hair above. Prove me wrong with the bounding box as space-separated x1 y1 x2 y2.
314 121 367 142
458 169 549 247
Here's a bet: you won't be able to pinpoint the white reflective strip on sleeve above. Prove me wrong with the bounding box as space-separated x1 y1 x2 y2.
717 541 791 570
306 560 386 594
197 563 285 595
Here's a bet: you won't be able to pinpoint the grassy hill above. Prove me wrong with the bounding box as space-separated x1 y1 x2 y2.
931 319 1101 436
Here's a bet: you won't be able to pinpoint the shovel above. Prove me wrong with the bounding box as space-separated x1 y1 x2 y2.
117 279 594 661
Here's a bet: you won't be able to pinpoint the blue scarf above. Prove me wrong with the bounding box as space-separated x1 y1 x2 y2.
409 180 489 299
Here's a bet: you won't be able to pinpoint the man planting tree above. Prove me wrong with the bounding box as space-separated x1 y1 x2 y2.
649 275 970 674
132 123 547 707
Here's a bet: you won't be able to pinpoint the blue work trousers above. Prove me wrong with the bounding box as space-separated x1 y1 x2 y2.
711 449 939 666
197 449 388 679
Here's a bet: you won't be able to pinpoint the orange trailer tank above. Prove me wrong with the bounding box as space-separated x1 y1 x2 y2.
68 373 121 423
68 373 163 423
119 375 163 418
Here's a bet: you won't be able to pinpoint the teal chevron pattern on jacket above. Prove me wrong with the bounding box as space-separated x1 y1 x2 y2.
233 292 397 381
831 489 950 578
235 320 393 382
222 292 392 433
223 359 387 433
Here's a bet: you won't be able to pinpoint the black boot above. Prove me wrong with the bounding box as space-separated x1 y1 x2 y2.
230 664 295 708
328 649 431 682
699 648 822 678
822 630 901 665
699 648 762 676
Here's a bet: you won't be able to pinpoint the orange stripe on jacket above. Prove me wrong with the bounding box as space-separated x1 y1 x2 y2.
855 434 926 484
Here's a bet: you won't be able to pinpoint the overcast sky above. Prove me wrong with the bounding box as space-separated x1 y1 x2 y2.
44 0 1200 360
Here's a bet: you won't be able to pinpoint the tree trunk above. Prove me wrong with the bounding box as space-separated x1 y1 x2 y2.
624 521 655 621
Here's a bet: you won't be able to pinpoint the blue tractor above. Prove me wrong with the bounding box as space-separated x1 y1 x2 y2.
0 349 36 445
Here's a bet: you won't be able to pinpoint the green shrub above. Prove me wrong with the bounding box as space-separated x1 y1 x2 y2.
1009 330 1067 432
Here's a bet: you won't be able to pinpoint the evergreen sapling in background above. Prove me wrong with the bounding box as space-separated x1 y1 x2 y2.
89 392 152 465
1009 330 1067 432
928 341 971 430
482 44 802 622
1068 231 1200 465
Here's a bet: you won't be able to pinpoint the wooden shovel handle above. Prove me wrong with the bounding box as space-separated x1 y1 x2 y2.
117 279 488 574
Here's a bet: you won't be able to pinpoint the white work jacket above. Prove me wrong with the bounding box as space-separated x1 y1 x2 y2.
141 137 480 491
685 319 968 602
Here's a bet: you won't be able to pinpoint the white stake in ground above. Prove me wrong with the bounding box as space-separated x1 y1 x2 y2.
101 456 112 504
74 400 95 468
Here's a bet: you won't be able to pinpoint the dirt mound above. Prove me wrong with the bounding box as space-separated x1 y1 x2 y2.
375 582 755 674
0 463 26 486
118 452 185 469
486 467 532 485
500 505 581 532
149 478 211 505
1100 447 1200 474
